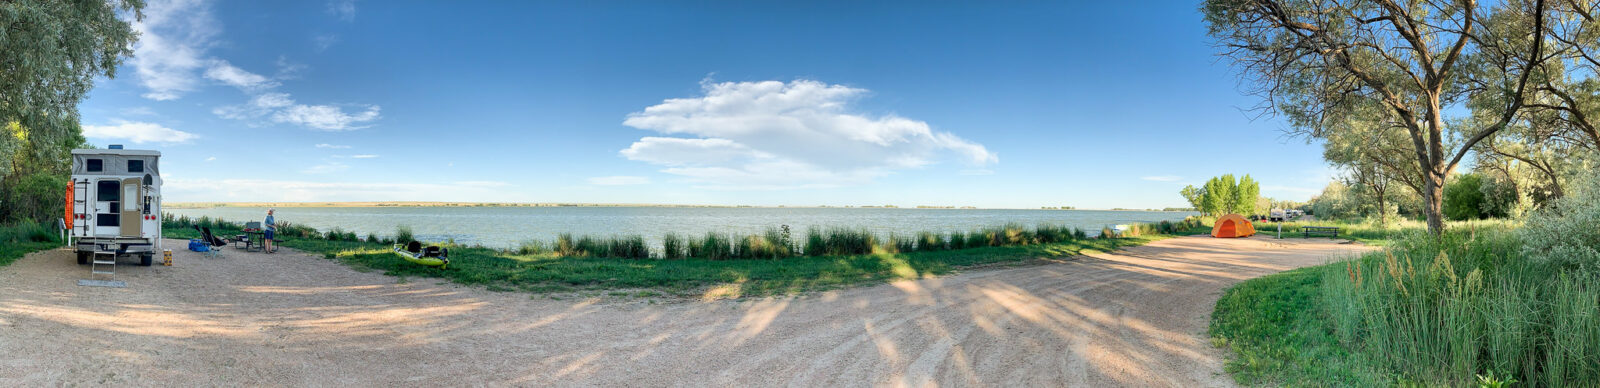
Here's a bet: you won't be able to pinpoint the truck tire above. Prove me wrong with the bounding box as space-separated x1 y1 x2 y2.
77 251 90 265
140 253 154 267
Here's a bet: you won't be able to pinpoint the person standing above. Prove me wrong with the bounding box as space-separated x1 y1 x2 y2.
264 208 277 253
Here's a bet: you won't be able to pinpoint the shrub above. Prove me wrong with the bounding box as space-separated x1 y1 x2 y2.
1521 173 1600 272
661 233 685 259
395 226 415 244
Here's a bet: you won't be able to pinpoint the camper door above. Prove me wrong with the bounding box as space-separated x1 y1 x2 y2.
121 178 142 237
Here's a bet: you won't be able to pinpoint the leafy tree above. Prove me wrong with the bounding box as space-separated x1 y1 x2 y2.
1234 174 1260 215
1181 185 1205 212
1204 0 1555 234
0 0 143 223
1203 175 1237 215
1445 173 1491 220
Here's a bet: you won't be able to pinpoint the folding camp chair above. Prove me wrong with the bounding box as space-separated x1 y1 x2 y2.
195 225 227 258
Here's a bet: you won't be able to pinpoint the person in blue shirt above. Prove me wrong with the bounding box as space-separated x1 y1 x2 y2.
264 208 277 253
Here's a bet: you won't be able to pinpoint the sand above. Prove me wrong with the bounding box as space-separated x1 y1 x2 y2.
0 236 1371 386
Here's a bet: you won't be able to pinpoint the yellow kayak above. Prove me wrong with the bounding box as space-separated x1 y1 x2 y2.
395 242 450 269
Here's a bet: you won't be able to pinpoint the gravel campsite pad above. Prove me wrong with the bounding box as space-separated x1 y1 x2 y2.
0 236 1369 386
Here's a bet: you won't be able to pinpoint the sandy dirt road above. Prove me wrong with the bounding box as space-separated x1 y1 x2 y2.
0 236 1369 387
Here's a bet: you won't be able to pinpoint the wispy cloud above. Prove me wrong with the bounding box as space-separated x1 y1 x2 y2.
205 156 216 161
348 154 379 159
315 143 351 149
313 34 340 52
587 176 650 186
129 0 220 100
204 59 280 91
275 56 307 79
620 79 995 189
82 120 199 144
326 0 357 22
1141 175 1183 182
214 93 381 131
163 178 524 202
302 162 350 174
120 107 159 117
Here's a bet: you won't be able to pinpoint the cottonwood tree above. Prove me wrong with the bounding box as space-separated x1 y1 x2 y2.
0 0 143 222
1204 0 1552 234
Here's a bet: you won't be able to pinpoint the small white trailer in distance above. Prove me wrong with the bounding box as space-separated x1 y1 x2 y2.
66 145 162 267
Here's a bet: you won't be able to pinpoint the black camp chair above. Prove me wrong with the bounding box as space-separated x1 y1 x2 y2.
195 225 227 258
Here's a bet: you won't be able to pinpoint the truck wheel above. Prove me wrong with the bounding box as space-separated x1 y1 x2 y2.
77 251 90 265
140 253 154 267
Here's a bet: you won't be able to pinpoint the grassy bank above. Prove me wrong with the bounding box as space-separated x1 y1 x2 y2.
0 221 61 267
162 214 1196 297
1210 225 1600 386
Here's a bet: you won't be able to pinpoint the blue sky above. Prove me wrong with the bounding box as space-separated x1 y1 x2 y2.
77 0 1334 208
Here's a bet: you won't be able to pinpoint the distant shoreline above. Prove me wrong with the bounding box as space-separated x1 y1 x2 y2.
165 202 1197 212
165 201 1203 210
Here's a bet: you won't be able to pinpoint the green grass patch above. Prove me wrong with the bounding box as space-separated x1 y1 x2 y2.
281 235 1164 298
1211 223 1600 386
0 221 62 267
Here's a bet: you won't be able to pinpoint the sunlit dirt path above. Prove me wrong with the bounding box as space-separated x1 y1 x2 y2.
0 236 1370 386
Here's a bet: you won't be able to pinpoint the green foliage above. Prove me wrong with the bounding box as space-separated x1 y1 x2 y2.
1520 173 1600 272
1235 174 1260 215
0 221 61 267
1 0 144 224
1445 173 1491 220
1213 223 1600 386
394 226 415 244
1189 174 1261 216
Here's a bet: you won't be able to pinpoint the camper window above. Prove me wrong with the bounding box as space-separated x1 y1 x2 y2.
87 159 103 172
128 160 144 173
97 180 120 201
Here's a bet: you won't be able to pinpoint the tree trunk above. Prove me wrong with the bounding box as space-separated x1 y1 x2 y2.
1423 173 1446 235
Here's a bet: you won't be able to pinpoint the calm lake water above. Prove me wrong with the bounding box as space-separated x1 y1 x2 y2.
168 207 1198 249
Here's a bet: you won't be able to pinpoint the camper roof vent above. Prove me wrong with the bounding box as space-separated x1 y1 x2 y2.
108 144 124 149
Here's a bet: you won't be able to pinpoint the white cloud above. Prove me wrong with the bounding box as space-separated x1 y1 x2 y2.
315 143 351 149
302 162 349 174
82 120 199 144
204 59 279 90
454 181 511 188
327 0 357 22
205 156 216 161
214 92 381 130
163 178 524 202
120 107 158 116
313 34 340 52
348 154 379 159
129 0 219 100
275 56 307 79
587 176 650 186
620 79 995 189
1141 175 1183 182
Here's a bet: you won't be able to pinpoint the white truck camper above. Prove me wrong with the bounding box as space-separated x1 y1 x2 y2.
66 145 162 267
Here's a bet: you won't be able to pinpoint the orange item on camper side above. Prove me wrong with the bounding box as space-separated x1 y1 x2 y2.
1211 214 1256 238
64 181 73 229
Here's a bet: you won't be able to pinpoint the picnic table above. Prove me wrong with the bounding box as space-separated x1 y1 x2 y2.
235 229 266 252
1303 226 1340 238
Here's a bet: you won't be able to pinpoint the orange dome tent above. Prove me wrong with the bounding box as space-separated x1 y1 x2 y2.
1212 214 1256 238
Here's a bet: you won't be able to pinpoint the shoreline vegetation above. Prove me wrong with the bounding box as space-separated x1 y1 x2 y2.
1210 216 1600 385
163 201 1199 211
161 214 1206 297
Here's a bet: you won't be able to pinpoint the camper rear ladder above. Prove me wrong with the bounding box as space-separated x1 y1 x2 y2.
90 251 115 276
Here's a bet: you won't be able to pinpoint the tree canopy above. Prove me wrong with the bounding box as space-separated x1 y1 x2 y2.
0 0 144 223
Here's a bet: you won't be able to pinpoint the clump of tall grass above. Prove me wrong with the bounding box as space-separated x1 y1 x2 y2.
802 227 876 256
690 232 734 260
395 226 415 244
661 233 686 259
0 221 56 244
1316 227 1600 385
